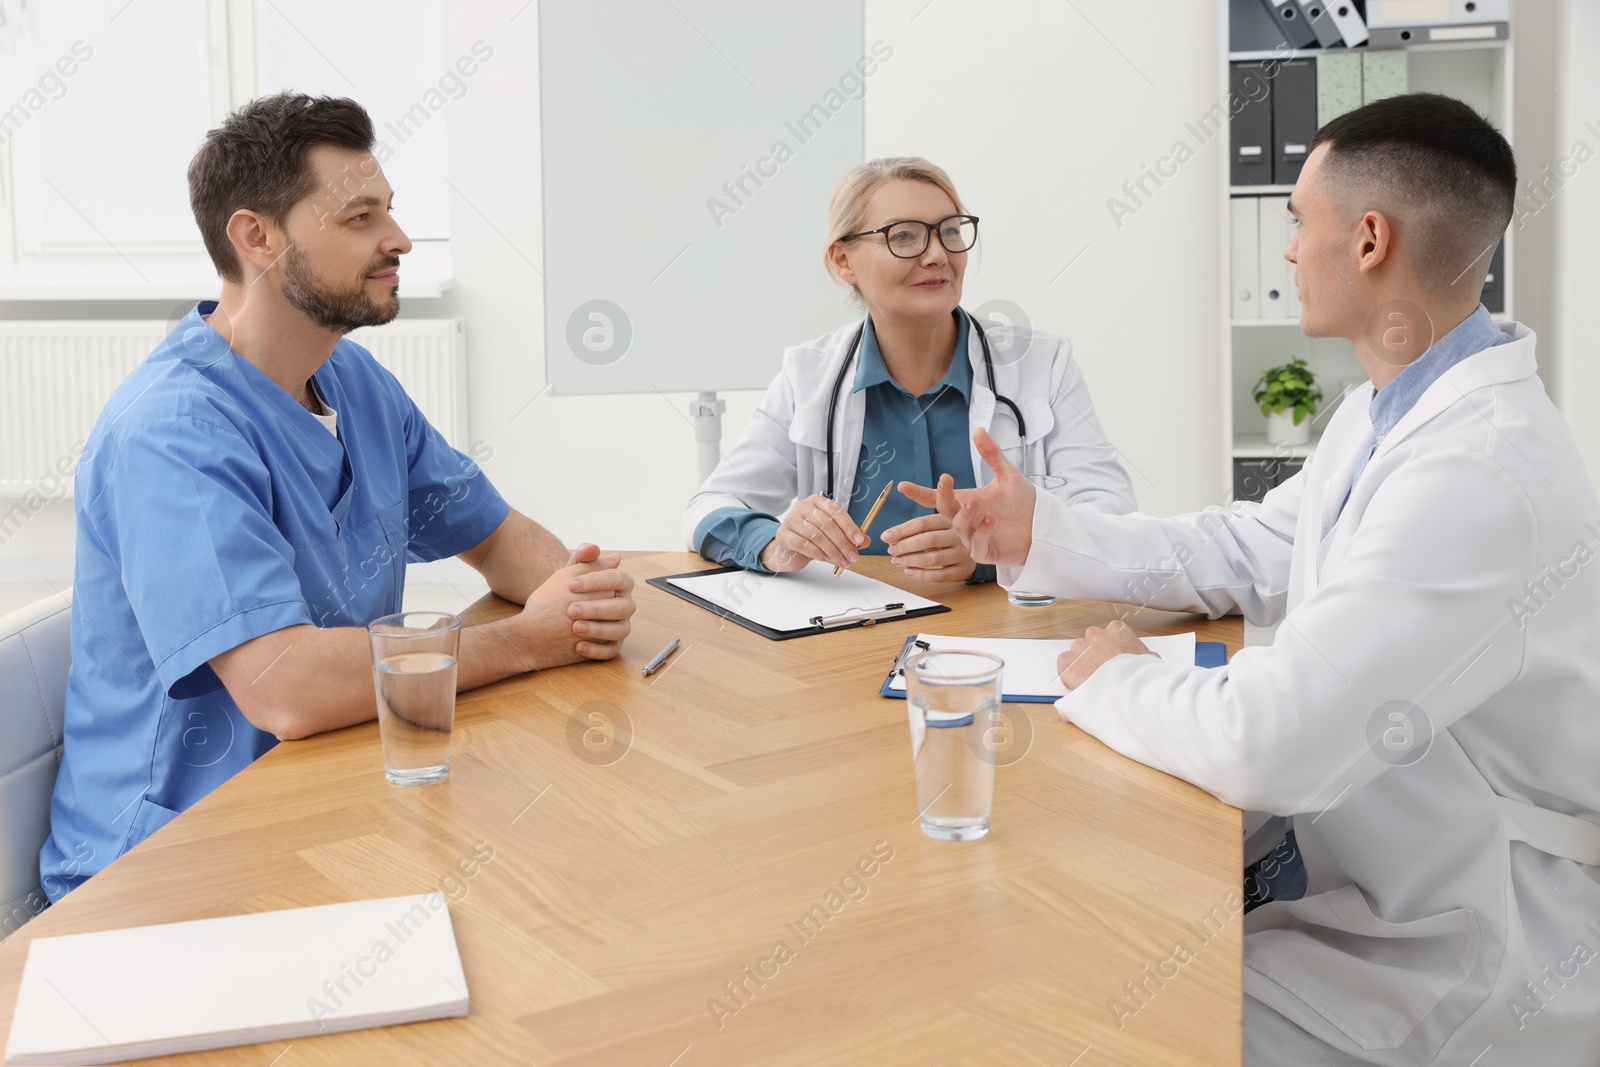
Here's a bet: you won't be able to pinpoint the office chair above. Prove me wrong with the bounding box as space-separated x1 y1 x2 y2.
0 590 71 937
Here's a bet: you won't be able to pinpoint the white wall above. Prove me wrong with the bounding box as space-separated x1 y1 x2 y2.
433 0 1224 562
1510 0 1558 397
6 0 1598 588
1553 0 1600 481
432 4 760 557
865 0 1223 515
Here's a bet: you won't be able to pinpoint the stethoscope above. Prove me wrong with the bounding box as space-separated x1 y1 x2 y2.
824 307 1026 501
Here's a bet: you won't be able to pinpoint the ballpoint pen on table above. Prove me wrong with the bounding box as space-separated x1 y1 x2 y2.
642 637 680 676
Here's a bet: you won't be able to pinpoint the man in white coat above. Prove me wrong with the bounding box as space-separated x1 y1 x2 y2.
905 93 1600 1064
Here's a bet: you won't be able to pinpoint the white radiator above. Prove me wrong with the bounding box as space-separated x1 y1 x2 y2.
0 319 467 494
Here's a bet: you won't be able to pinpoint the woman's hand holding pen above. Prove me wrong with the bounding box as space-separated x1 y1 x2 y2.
881 474 978 583
760 494 869 572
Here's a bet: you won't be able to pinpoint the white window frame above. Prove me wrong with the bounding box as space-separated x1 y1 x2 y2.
0 0 451 299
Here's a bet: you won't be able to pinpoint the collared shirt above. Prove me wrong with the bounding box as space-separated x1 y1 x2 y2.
40 301 509 901
1342 304 1509 504
695 313 990 579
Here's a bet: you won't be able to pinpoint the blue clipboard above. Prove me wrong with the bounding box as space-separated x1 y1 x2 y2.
880 636 1229 703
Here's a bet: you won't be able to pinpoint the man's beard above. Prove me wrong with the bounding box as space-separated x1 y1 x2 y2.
281 246 400 333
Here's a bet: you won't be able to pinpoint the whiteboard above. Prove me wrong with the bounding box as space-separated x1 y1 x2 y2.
540 0 865 395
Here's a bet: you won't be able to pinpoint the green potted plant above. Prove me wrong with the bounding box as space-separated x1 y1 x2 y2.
1253 357 1323 446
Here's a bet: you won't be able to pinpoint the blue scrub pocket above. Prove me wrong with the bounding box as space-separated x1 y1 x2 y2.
124 797 182 851
376 501 410 558
291 502 408 628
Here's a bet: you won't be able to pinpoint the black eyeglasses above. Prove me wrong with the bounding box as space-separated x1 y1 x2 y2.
840 214 979 259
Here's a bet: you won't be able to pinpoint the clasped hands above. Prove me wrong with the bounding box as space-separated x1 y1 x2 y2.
515 542 636 668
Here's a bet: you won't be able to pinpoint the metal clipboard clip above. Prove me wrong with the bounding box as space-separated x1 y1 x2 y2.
888 638 931 682
810 602 907 630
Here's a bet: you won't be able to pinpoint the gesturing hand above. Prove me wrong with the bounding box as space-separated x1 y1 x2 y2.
760 494 869 572
881 475 977 582
898 428 1039 567
1056 620 1156 690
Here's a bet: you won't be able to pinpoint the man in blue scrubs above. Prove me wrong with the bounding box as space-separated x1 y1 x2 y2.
39 93 636 900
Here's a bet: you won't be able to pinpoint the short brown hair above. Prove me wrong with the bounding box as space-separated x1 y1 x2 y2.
188 93 375 282
1311 93 1515 296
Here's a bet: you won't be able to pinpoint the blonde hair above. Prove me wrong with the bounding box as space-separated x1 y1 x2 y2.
824 156 969 304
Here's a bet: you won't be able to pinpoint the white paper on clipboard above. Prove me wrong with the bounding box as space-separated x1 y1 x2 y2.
667 560 943 633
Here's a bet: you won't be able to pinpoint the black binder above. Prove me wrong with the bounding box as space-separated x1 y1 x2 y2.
1231 0 1293 51
1230 62 1275 188
1272 59 1317 186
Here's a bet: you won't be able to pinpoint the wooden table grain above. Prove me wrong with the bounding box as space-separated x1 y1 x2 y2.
0 553 1245 1066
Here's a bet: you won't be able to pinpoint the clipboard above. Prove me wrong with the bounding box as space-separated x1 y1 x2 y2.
648 565 951 641
880 634 1230 702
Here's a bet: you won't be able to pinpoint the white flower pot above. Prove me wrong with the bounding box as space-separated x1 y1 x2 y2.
1266 409 1310 447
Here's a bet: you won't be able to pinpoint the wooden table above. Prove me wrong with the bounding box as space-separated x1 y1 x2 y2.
0 554 1244 1066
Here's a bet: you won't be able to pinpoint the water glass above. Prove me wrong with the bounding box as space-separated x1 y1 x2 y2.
905 650 1004 842
1008 474 1068 607
368 612 461 786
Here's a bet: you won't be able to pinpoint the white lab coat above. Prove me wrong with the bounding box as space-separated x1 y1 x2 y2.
1002 323 1600 1065
684 316 1136 549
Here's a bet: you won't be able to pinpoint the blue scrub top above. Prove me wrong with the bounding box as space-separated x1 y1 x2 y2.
39 302 508 901
695 313 991 580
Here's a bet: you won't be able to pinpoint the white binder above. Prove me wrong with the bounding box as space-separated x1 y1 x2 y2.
1258 197 1294 321
1365 0 1506 44
1365 0 1508 26
1325 0 1369 45
1231 198 1261 320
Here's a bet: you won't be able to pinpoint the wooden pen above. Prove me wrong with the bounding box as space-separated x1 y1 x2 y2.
834 481 894 576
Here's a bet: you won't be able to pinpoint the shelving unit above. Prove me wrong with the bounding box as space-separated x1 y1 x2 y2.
1219 1 1514 501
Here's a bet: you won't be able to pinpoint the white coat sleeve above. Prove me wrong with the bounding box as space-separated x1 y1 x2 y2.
1054 451 1536 815
682 363 803 548
1044 347 1138 515
1001 468 1305 625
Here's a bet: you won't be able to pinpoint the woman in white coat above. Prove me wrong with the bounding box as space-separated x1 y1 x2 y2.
684 156 1133 582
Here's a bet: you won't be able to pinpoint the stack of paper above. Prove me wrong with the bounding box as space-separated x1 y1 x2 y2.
6 893 468 1065
887 632 1199 701
668 559 944 633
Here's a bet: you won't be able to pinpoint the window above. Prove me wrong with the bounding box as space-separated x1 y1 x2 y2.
0 0 448 286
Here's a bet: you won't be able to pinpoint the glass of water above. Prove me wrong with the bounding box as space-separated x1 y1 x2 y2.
367 612 461 786
1008 474 1068 607
905 650 1004 842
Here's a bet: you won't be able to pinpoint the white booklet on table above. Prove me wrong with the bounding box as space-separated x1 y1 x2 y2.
6 893 468 1065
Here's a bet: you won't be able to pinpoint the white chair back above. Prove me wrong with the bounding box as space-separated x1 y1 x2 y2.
0 590 72 937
